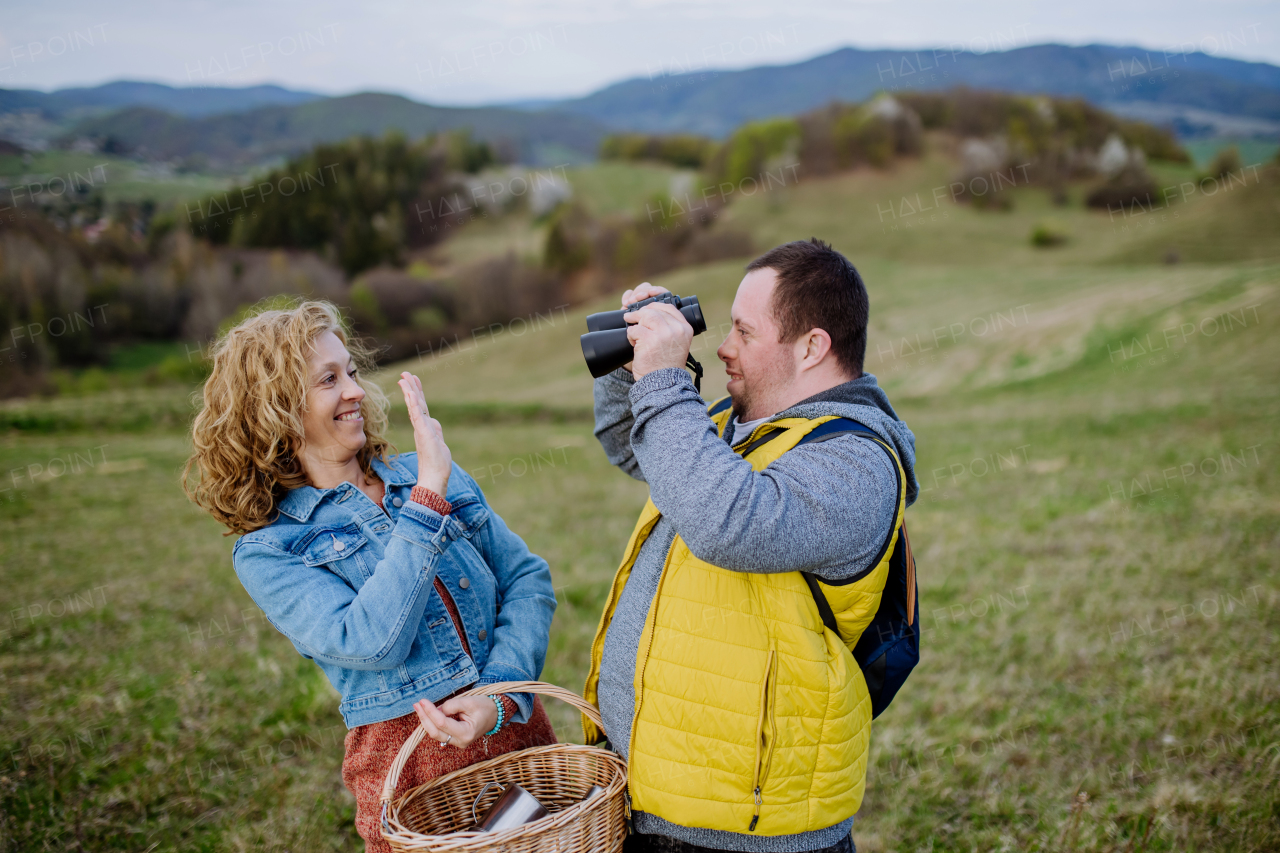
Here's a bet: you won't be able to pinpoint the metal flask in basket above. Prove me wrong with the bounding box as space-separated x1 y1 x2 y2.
467 782 602 831
379 681 629 852
468 782 549 832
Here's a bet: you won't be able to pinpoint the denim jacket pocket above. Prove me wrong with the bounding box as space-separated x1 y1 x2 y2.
448 496 491 541
297 525 371 583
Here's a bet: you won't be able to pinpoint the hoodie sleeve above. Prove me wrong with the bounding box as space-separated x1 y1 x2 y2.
628 368 899 582
593 367 646 482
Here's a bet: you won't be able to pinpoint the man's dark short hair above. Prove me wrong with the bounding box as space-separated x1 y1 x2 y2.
745 238 868 377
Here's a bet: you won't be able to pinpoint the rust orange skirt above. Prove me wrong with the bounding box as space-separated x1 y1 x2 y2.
342 696 558 853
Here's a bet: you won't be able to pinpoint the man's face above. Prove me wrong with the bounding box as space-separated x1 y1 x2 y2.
716 267 797 421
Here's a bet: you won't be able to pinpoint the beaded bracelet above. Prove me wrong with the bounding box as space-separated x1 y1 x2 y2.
484 694 506 737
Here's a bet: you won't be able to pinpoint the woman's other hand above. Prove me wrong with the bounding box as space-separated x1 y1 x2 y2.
398 372 451 496
413 695 499 749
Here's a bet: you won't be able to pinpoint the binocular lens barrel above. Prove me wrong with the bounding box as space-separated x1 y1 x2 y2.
585 295 702 333
580 296 707 378
580 328 637 378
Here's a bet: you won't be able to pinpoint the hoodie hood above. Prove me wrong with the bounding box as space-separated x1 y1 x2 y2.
776 372 919 506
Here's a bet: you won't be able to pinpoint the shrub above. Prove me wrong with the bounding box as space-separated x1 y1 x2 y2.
346 281 389 337
543 205 592 276
799 99 922 175
1203 146 1243 181
971 191 1015 211
706 118 800 187
600 133 717 169
1030 222 1069 247
1085 163 1159 212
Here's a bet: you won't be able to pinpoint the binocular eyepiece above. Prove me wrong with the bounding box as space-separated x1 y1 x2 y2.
580 293 707 379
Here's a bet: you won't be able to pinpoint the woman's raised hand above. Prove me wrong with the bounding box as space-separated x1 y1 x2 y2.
398 371 452 497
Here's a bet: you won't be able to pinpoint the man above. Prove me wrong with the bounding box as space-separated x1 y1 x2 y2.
583 238 920 853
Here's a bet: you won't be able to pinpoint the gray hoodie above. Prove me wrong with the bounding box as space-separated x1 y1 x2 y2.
593 366 917 853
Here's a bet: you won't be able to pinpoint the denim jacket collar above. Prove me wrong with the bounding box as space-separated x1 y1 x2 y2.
276 454 418 522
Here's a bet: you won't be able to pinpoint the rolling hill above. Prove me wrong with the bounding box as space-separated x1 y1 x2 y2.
58 93 610 166
0 80 321 119
541 43 1280 138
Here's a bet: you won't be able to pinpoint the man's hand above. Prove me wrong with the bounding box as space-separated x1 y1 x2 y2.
626 301 693 380
619 283 669 373
620 282 668 309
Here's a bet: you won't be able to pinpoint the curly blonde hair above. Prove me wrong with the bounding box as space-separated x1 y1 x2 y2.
183 299 392 534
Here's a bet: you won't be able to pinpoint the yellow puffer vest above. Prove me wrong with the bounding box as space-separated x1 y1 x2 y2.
583 399 908 836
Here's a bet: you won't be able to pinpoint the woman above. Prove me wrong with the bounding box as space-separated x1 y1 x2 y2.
184 300 558 851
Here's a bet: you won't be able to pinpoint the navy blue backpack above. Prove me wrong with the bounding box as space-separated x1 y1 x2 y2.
794 418 920 719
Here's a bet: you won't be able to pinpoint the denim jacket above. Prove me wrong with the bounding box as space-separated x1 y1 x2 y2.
232 452 556 729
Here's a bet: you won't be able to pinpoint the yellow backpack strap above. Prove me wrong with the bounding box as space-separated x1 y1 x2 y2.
707 396 734 440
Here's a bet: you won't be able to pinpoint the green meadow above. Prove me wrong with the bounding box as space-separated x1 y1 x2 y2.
2 154 1278 852
0 150 234 206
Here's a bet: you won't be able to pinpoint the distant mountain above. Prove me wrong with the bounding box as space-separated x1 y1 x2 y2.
0 80 322 119
5 42 1276 169
60 93 609 166
540 43 1280 138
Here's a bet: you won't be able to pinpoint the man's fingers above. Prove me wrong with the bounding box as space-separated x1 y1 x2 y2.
645 302 685 322
632 303 686 331
622 282 668 308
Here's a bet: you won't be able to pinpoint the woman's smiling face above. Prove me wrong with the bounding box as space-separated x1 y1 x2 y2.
301 331 368 468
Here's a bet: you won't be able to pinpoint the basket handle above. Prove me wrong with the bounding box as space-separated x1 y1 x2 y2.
379 680 606 807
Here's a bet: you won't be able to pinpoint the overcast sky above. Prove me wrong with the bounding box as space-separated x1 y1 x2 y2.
1 1 1277 105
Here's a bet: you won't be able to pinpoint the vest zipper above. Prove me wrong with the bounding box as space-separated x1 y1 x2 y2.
749 647 778 831
732 422 778 454
583 510 663 742
627 542 678 810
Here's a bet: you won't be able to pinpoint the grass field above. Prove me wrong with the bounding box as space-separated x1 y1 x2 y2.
0 150 236 207
2 153 1278 852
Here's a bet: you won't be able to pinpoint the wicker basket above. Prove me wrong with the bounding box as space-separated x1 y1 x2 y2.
380 681 628 852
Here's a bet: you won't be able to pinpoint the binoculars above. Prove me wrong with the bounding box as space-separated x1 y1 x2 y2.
579 293 707 378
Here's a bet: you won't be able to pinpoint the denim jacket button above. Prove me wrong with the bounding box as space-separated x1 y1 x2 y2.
392 497 403 507
334 540 345 552
459 577 470 589
478 629 487 641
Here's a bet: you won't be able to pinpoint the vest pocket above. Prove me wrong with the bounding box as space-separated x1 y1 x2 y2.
749 647 778 831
